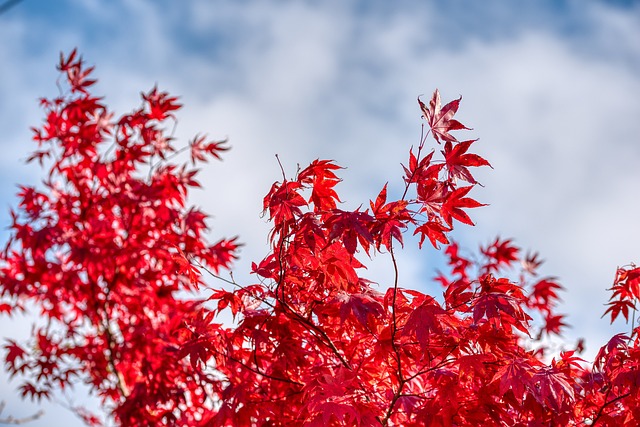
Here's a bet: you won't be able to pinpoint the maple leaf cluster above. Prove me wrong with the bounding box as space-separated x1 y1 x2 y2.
1 50 239 424
1 52 639 426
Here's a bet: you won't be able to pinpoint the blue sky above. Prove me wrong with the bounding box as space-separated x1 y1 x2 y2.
1 0 639 425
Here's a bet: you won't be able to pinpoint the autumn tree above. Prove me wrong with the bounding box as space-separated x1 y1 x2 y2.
1 51 639 426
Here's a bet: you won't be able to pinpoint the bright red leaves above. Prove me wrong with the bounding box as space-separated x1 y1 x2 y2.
1 51 240 425
418 89 470 143
605 264 640 323
1 52 639 426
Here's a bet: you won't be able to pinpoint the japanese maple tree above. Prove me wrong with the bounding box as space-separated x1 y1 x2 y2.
1 51 639 426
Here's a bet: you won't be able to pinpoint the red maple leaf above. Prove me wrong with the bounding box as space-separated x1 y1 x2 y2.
403 149 441 184
369 184 411 250
531 366 575 412
402 298 449 352
529 277 564 310
263 179 307 231
189 134 229 164
414 219 450 249
327 291 385 330
325 209 374 255
443 139 491 184
481 237 520 272
4 340 26 366
543 313 568 336
0 302 14 316
142 85 182 121
19 382 51 402
416 179 447 218
440 185 485 226
172 248 200 286
604 265 640 323
418 89 470 143
298 160 343 211
492 358 535 399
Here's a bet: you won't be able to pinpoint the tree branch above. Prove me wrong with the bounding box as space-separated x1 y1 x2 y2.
0 401 43 425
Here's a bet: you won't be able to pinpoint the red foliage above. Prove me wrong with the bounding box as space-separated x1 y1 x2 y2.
1 51 639 426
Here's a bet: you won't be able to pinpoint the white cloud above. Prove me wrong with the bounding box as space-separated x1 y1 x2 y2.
1 1 639 424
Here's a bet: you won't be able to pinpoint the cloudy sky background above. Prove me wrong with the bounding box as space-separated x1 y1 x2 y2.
1 0 639 424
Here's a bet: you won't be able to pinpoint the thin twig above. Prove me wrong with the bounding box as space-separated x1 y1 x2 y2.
591 391 632 426
381 243 405 426
0 401 44 425
100 275 130 398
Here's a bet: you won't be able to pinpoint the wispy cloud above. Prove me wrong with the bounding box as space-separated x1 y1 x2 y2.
0 1 638 424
